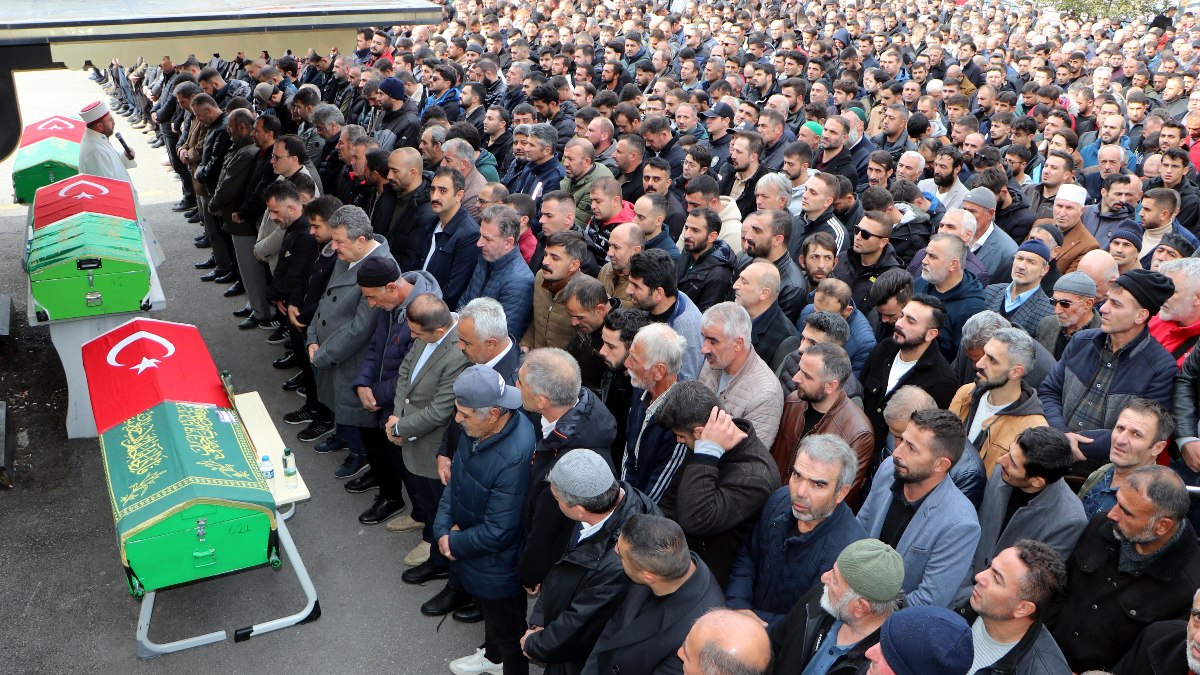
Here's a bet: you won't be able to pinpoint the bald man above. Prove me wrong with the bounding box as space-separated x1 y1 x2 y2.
678 609 771 675
385 147 440 270
733 260 801 371
1075 249 1119 301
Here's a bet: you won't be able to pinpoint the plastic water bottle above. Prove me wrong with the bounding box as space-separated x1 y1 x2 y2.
259 454 275 480
282 447 298 490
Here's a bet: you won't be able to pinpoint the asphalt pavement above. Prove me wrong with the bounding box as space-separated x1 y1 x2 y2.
0 69 495 674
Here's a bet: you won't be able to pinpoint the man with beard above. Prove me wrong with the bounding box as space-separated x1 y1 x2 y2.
857 408 981 607
833 210 902 311
561 274 618 392
695 303 785 448
727 432 867 628
521 229 588 352
949 327 1049 475
1034 271 1100 360
1114 587 1200 674
1150 258 1200 367
598 307 650 462
961 541 1072 674
371 76 421 151
915 233 987 360
1082 174 1139 250
383 147 438 271
813 116 860 191
483 106 513 176
740 210 809 323
768 539 904 674
676 208 736 313
627 249 704 380
1049 466 1200 673
919 146 968 211
860 294 958 450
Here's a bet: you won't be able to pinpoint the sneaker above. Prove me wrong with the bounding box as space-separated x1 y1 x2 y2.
296 386 307 398
266 325 289 344
313 436 348 454
334 454 369 479
404 540 431 566
259 319 282 330
282 407 318 425
386 514 423 533
297 419 335 442
449 649 503 675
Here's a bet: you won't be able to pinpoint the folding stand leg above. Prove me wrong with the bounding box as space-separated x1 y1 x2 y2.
135 591 228 658
232 514 321 642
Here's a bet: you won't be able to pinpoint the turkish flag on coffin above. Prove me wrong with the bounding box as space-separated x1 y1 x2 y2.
19 116 86 147
82 318 232 434
33 174 138 230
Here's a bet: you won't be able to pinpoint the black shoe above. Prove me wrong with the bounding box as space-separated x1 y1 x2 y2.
184 208 199 219
173 199 196 212
297 386 307 398
258 319 282 331
195 257 217 269
214 272 238 284
149 139 165 148
223 281 245 297
313 435 348 453
193 233 209 245
345 471 380 493
233 306 253 318
282 372 304 391
200 270 224 282
266 325 289 344
421 586 474 616
274 353 298 370
188 213 203 224
403 560 450 585
358 496 405 525
283 407 318 425
237 316 260 329
452 603 484 623
298 419 335 442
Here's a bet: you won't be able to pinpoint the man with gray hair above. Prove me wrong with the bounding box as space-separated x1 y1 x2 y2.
511 122 566 203
1149 257 1200 367
312 103 348 191
457 204 535 337
771 342 875 505
303 205 395 478
623 323 691 503
442 137 486 218
727 433 867 628
951 311 1056 389
521 449 659 673
914 232 987 359
1035 271 1100 360
906 208 992 287
697 302 785 447
950 326 1049 475
517 348 619 592
769 539 905 673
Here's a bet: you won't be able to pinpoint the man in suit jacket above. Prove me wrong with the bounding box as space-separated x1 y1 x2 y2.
387 293 470 582
581 515 725 675
307 206 396 479
952 426 1088 606
857 408 981 607
422 166 481 309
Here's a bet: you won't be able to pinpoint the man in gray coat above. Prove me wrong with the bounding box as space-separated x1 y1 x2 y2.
388 294 470 580
306 206 395 479
953 426 1087 606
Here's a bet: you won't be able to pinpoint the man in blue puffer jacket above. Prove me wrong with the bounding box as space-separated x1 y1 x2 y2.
435 365 537 675
725 434 867 630
457 205 535 338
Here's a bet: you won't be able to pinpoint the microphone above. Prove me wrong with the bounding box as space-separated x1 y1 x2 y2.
114 132 134 159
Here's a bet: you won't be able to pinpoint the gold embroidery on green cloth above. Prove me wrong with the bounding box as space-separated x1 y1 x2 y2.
178 403 225 460
120 469 168 506
122 410 165 476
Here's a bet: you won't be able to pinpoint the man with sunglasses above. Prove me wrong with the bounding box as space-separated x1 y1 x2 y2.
1035 272 1100 360
833 210 902 311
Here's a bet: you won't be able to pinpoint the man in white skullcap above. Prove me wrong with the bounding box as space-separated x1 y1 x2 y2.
1051 183 1098 275
78 100 164 265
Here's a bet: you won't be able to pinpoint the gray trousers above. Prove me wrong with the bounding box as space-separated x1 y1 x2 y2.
197 196 235 272
231 234 272 321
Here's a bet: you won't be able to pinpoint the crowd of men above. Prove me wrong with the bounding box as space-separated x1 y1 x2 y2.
87 0 1200 672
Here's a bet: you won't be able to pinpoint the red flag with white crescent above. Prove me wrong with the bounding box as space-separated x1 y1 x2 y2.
19 116 86 147
82 318 231 434
33 174 137 229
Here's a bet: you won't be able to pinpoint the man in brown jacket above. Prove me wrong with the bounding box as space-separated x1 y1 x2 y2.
770 343 874 507
522 230 587 351
1052 184 1099 275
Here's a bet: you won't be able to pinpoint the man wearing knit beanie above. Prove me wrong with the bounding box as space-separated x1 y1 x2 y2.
982 239 1055 336
770 539 905 674
865 605 973 675
1038 267 1177 462
1106 228 1143 275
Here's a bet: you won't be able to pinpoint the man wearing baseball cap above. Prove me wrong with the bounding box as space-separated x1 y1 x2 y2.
1039 268 1178 462
982 239 1055 336
435 365 537 675
702 102 736 172
770 539 905 673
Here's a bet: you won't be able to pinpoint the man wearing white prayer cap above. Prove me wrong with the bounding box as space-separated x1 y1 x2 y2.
1052 183 1100 275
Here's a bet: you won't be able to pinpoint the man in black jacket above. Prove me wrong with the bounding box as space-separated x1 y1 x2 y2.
517 349 618 594
1112 591 1200 674
373 76 421 151
521 449 659 674
1049 466 1200 672
676 207 736 313
860 293 958 452
718 129 771 222
583 515 725 674
383 147 439 271
263 182 319 327
769 538 904 674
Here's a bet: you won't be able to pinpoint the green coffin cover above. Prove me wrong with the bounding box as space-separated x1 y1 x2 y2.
12 138 80 203
27 213 150 320
100 402 276 579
